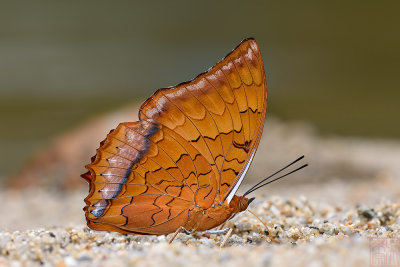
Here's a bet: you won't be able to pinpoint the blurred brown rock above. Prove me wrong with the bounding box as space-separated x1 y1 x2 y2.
9 104 140 190
9 104 400 192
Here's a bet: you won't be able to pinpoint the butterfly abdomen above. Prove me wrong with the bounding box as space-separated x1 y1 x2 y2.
184 195 250 232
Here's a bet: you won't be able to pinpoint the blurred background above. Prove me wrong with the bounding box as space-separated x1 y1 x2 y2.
0 1 399 182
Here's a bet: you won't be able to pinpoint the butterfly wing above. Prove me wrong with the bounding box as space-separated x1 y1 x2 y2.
139 38 267 203
84 120 217 234
83 38 267 235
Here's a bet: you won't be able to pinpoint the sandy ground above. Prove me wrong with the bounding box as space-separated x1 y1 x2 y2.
1 115 400 266
0 188 399 267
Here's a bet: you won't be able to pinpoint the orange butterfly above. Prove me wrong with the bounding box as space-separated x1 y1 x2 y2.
82 38 274 238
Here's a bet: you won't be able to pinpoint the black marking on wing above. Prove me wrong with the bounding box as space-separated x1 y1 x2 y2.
233 140 252 153
150 196 164 226
225 157 246 164
190 135 201 143
240 107 258 114
198 169 213 176
121 197 134 226
203 186 213 200
167 209 172 220
175 153 190 164
222 168 240 176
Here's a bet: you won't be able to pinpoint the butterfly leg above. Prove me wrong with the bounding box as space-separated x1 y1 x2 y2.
220 228 233 248
203 228 230 234
168 227 192 244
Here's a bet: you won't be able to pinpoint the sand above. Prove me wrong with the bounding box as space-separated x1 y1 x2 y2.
1 117 400 266
0 189 399 266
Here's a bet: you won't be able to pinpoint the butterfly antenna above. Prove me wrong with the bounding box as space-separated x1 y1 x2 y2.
243 156 307 197
244 163 308 196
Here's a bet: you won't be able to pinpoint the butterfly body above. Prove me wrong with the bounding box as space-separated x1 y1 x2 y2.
82 38 267 235
184 195 250 232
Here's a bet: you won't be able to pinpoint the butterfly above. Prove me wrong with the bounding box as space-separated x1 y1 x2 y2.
82 38 269 238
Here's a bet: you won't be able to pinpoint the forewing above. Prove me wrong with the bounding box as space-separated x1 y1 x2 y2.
139 38 267 202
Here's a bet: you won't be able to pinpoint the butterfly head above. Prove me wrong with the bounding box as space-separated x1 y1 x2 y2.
229 195 255 212
241 196 255 211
